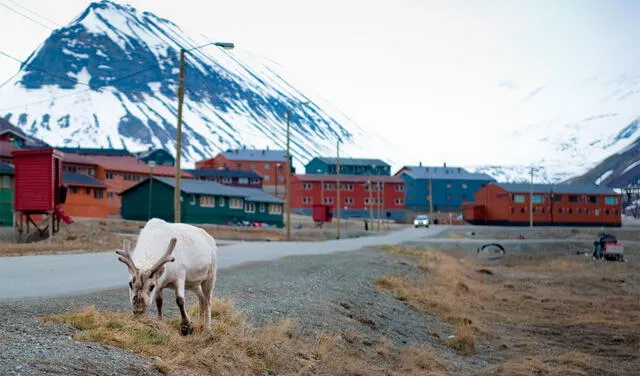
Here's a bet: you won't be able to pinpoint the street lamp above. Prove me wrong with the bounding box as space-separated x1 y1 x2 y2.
174 41 235 223
275 163 282 197
285 101 310 241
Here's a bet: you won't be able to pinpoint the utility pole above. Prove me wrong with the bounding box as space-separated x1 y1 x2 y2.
336 141 341 239
148 161 156 220
529 166 534 228
368 171 374 229
173 41 234 224
174 48 186 223
285 110 292 241
377 177 382 231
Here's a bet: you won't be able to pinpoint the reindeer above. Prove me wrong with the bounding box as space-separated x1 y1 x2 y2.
116 218 218 335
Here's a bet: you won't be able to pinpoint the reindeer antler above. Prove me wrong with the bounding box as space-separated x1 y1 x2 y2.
116 239 137 273
148 237 177 277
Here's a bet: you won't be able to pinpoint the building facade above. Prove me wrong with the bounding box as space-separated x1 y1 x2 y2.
195 148 291 197
290 174 406 221
462 183 623 227
396 164 495 214
0 162 14 226
120 177 284 227
305 157 391 176
62 172 110 218
187 168 263 188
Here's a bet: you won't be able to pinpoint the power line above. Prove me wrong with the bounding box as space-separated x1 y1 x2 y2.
4 0 60 27
0 1 53 30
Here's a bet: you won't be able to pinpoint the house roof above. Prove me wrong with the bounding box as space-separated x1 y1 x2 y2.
55 147 132 156
63 172 105 187
0 140 19 158
314 157 390 167
294 174 404 183
495 183 618 195
89 155 190 177
62 152 98 166
397 165 495 181
186 168 262 179
231 187 284 204
0 161 14 174
220 148 287 162
0 117 48 147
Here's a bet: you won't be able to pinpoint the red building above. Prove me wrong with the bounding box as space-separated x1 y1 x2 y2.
462 182 622 227
290 174 406 221
195 148 290 198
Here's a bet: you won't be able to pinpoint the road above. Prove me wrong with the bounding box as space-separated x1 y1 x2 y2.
0 226 447 301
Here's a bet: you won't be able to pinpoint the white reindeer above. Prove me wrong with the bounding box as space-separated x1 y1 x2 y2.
115 218 217 335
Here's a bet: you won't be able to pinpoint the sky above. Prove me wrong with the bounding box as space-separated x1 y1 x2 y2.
1 0 639 168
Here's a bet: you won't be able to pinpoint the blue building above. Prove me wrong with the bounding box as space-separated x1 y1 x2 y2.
395 164 495 213
305 157 391 176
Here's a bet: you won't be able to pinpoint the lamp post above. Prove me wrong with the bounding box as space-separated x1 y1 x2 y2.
148 161 156 220
174 41 235 223
285 102 309 241
275 163 281 198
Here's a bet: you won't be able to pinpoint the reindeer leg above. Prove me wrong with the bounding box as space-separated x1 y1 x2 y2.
174 281 193 336
201 265 216 331
155 289 163 320
193 285 206 329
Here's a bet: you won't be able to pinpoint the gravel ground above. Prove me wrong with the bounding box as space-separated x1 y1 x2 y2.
0 247 468 376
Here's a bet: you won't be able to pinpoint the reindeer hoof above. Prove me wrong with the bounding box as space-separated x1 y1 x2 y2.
180 321 194 336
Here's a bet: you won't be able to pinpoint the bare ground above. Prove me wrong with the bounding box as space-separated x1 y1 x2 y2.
0 227 638 375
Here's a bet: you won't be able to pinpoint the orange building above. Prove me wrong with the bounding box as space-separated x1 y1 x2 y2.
62 172 110 218
462 182 622 227
195 148 290 197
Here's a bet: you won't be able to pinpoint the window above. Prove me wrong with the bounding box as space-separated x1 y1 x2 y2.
264 175 270 181
461 183 468 189
218 197 225 207
324 183 334 190
323 197 333 204
394 198 404 205
588 196 598 204
552 194 562 202
532 195 544 203
85 188 91 195
569 208 573 214
1 175 11 188
303 183 312 190
190 195 196 205
605 196 619 205
558 208 563 214
364 197 371 205
88 168 95 176
200 196 215 207
244 202 256 213
249 164 256 169
71 187 78 194
268 204 282 214
520 207 525 213
303 197 313 204
605 209 610 215
344 197 354 205
578 208 583 215
541 207 546 214
238 178 248 184
229 198 243 209
513 194 525 203
108 192 114 199
93 189 104 200
236 163 242 169
260 204 266 212
249 178 261 184
222 177 232 184
395 184 405 192
586 208 590 215
265 164 270 169
446 183 452 188
568 195 579 203
278 176 284 182
595 209 600 216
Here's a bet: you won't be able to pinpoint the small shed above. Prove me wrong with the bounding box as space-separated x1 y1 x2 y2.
312 204 333 224
11 148 73 242
0 162 14 226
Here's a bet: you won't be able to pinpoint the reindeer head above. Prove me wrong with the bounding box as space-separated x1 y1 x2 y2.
116 237 177 316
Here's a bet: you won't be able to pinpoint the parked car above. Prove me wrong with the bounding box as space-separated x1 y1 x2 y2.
413 214 430 228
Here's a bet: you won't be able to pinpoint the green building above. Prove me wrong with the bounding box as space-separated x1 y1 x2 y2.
119 177 284 227
0 162 14 226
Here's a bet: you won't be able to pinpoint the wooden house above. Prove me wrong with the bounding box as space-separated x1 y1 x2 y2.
0 162 14 226
119 177 284 227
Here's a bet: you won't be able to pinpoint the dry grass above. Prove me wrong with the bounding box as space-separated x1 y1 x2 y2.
43 298 450 376
377 245 640 375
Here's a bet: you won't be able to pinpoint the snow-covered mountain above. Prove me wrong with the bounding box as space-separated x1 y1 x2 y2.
0 0 402 170
462 71 640 184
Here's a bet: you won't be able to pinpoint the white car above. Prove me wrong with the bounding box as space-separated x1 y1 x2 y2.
413 215 430 228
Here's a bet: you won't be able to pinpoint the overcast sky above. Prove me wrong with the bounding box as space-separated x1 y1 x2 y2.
1 0 639 167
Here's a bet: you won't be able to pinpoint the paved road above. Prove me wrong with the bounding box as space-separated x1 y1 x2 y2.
0 227 447 301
